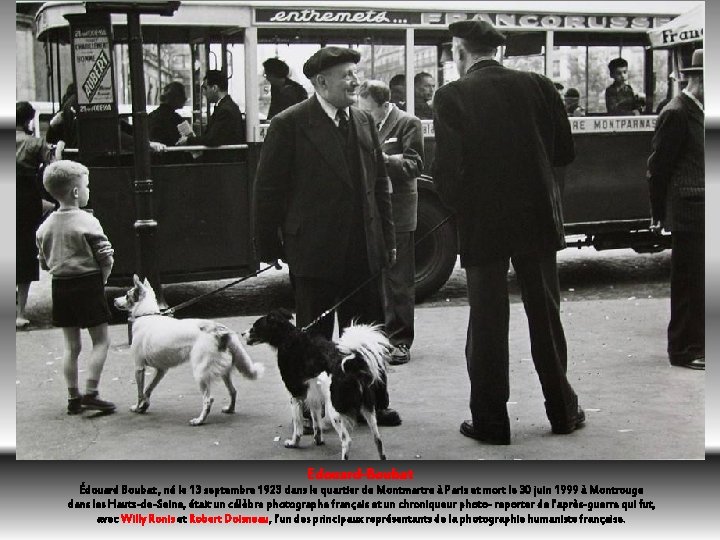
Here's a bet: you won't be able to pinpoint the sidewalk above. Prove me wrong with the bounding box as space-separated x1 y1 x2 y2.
15 299 704 460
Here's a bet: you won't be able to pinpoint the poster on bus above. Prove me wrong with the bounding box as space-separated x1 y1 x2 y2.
71 23 117 114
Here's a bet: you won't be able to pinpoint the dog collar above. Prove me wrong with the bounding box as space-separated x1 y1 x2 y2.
131 312 164 320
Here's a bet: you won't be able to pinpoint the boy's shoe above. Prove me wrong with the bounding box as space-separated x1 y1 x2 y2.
81 392 116 412
388 344 410 365
67 397 83 415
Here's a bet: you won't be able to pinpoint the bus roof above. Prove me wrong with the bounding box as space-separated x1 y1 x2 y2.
648 5 704 48
36 1 697 42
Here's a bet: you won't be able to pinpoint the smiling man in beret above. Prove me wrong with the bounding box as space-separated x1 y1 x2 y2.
254 46 401 428
432 19 582 445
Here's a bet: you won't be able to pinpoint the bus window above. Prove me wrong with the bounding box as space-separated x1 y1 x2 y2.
553 45 587 111
587 45 645 114
209 43 246 115
652 49 671 113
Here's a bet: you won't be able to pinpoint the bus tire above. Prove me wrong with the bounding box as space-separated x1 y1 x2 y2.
414 194 457 302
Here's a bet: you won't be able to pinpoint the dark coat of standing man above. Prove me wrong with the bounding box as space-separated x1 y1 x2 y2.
647 49 705 371
432 20 582 445
181 70 245 162
358 79 423 365
253 47 401 426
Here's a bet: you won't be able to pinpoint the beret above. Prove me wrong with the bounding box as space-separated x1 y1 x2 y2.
448 20 506 47
303 46 361 78
564 88 580 98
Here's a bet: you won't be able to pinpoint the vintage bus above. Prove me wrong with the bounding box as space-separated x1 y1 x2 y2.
30 1 701 299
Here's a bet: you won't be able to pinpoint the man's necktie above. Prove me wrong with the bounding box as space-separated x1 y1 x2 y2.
336 109 349 142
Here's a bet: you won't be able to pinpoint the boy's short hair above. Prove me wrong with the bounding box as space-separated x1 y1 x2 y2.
43 160 89 199
414 72 433 85
358 80 390 106
389 74 405 88
608 57 628 76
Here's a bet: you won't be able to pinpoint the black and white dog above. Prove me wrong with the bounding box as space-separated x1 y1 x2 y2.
243 309 390 460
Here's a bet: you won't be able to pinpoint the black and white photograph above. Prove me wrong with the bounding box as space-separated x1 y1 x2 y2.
5 0 719 535
13 0 707 460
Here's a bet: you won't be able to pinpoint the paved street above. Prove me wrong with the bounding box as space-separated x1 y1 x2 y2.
15 248 705 460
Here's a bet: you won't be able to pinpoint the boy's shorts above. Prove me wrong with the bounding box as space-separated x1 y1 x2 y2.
52 273 112 328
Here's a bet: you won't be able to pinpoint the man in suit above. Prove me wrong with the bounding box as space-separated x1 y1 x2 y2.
647 49 705 371
181 70 245 162
432 20 581 444
253 47 401 426
358 79 423 365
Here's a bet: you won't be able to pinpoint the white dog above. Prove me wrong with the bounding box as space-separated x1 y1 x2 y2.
114 275 264 425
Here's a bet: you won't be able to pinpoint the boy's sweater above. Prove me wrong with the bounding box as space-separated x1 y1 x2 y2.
36 208 114 279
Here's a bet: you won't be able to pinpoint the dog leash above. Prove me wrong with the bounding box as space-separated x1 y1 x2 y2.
161 261 283 316
300 212 453 333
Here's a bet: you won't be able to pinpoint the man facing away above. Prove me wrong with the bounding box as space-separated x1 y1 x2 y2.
253 47 401 427
432 20 582 445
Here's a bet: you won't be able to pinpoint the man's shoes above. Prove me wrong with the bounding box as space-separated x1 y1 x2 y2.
388 345 410 365
376 408 402 427
67 397 83 415
671 357 705 370
81 392 116 413
550 407 586 434
460 420 511 445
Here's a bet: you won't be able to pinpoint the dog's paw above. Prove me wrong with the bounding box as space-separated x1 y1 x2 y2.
130 401 149 413
189 417 206 426
284 439 300 448
221 405 235 414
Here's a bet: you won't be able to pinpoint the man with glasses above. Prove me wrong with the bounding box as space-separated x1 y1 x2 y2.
180 70 245 161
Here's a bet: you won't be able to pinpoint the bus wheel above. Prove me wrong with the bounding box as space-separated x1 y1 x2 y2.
414 195 457 302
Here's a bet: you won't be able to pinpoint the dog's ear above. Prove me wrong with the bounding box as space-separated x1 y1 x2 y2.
133 274 142 287
143 277 152 289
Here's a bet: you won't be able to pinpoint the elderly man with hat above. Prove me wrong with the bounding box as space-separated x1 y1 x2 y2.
253 46 401 428
647 49 705 371
432 19 581 445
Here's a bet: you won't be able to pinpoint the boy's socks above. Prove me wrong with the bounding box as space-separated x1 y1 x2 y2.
85 379 99 395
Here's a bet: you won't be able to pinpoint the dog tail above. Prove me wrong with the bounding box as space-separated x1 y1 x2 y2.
227 332 265 380
336 323 390 384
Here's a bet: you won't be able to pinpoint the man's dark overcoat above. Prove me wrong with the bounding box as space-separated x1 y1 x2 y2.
432 60 574 264
253 95 395 281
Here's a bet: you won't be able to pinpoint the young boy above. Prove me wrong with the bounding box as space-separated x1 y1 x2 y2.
605 57 642 116
36 160 116 415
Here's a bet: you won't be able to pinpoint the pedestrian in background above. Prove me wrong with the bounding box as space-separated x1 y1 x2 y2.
263 57 308 120
253 47 401 426
36 160 116 415
433 20 582 445
389 73 406 110
16 101 61 329
413 72 435 120
358 79 423 365
647 49 705 370
148 81 188 146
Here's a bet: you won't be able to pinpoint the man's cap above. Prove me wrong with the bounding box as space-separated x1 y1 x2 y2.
554 82 564 91
448 20 506 48
680 49 703 74
564 88 580 98
303 47 361 78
